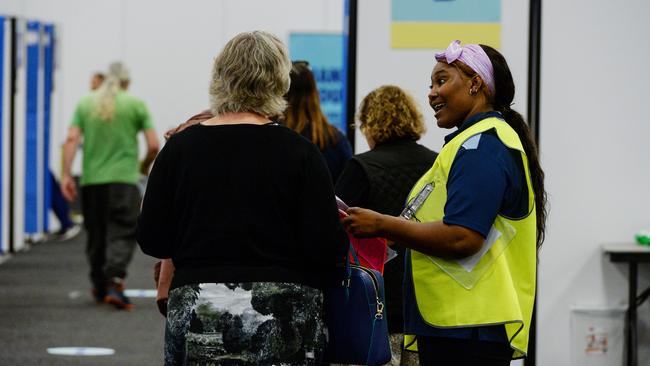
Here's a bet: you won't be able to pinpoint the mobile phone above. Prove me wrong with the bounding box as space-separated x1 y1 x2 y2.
335 196 349 211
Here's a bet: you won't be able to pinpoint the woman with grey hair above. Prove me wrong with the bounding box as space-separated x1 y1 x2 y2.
137 31 348 365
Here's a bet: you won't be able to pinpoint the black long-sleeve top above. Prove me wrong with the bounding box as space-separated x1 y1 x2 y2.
137 122 348 289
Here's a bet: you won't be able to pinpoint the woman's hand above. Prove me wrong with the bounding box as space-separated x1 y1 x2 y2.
341 207 386 237
156 259 174 317
343 207 485 259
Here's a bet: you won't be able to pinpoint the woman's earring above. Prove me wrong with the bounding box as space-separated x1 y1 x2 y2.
469 88 477 95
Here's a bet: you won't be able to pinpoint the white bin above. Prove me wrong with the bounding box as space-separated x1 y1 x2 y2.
570 306 626 366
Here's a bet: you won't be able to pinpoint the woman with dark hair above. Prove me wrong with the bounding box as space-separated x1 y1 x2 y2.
284 61 352 183
342 40 547 365
137 31 347 365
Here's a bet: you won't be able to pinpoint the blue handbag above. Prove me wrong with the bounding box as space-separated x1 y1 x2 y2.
323 246 392 365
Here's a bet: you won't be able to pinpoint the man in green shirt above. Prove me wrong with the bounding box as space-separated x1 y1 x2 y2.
61 62 160 310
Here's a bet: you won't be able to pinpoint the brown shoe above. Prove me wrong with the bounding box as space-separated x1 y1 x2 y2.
103 281 134 311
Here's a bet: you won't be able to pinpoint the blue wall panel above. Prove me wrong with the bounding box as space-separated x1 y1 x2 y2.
42 24 54 232
0 16 5 253
24 21 40 235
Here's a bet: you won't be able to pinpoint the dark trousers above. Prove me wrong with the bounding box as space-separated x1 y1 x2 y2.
50 171 73 230
417 336 513 366
81 183 140 288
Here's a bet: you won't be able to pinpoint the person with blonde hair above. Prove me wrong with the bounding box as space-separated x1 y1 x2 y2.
62 61 160 310
137 31 347 365
335 85 437 366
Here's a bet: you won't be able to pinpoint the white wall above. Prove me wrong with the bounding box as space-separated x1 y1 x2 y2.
539 0 650 365
356 2 525 365
0 0 527 164
359 1 650 364
3 1 650 365
356 0 529 154
0 0 344 174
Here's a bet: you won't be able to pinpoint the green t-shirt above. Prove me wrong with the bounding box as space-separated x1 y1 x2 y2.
71 91 154 185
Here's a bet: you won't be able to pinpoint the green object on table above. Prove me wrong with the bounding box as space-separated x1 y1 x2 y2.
635 231 650 246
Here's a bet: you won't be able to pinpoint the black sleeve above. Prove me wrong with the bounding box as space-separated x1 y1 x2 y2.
297 146 349 266
335 158 370 207
136 142 175 259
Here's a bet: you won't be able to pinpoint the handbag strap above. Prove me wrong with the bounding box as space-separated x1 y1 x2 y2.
340 243 358 287
348 242 361 266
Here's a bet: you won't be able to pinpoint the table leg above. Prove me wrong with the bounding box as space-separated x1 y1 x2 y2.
627 262 637 366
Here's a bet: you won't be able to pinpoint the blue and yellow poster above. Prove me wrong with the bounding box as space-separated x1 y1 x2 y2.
391 0 501 49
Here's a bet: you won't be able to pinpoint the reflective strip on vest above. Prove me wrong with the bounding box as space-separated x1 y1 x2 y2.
404 117 536 359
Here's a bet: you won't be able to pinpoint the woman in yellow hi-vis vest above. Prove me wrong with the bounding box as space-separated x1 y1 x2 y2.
342 40 547 366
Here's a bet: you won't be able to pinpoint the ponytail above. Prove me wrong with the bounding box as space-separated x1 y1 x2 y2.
481 45 547 249
94 76 120 121
501 106 547 248
94 62 130 122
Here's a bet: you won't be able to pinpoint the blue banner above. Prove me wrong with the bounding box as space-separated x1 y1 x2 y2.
289 33 346 135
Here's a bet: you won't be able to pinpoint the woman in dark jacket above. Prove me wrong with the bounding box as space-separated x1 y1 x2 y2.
335 85 437 366
137 31 347 366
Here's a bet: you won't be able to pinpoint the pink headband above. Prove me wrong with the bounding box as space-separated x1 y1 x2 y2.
434 40 495 94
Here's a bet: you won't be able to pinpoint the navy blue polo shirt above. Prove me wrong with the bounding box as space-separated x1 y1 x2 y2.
403 111 528 342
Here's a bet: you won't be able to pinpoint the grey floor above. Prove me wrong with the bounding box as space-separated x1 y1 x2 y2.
0 230 165 365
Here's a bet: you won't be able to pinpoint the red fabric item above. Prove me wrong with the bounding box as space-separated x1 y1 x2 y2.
339 210 387 274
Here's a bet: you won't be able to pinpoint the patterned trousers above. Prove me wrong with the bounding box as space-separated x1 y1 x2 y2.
165 282 325 366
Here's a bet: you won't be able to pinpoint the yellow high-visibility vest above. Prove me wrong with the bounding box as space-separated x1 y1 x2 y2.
404 117 536 358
